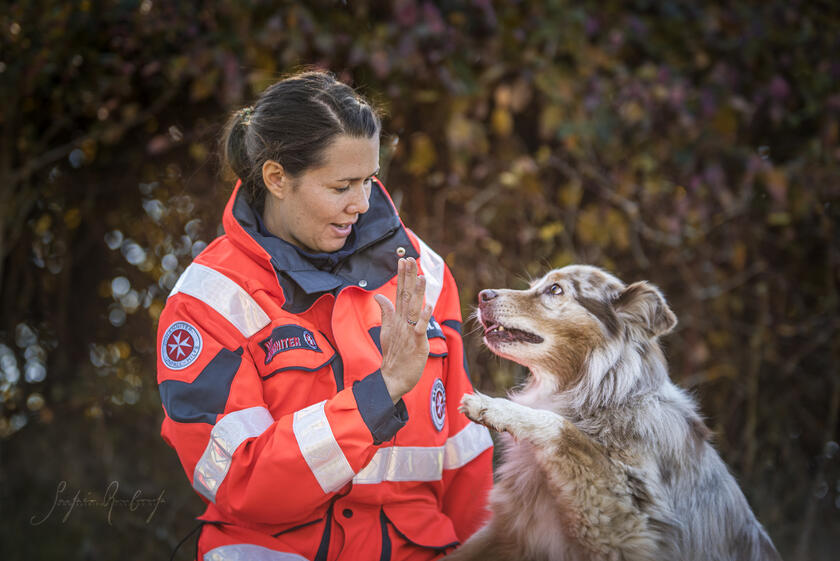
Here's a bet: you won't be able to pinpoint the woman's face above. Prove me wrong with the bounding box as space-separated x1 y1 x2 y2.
263 134 380 253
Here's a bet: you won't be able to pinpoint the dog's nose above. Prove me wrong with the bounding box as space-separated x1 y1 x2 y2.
479 289 498 302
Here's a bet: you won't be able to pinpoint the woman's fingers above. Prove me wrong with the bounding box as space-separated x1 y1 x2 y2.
394 258 406 317
395 257 425 323
400 258 416 320
378 258 432 402
374 293 395 325
403 257 417 299
406 274 426 324
413 303 434 335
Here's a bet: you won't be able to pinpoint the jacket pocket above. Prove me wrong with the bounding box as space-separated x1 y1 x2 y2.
259 348 337 382
249 325 343 414
252 323 333 377
382 503 459 552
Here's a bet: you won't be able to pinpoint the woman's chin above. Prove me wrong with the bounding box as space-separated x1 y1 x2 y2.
316 238 348 253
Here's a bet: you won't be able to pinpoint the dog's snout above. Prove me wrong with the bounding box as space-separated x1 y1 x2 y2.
479 289 499 303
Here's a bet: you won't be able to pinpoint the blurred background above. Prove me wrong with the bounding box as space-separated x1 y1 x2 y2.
1 1 838 559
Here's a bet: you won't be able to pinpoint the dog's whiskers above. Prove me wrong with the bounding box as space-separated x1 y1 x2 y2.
464 308 485 337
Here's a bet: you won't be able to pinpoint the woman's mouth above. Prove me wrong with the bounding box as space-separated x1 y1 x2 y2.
330 223 353 236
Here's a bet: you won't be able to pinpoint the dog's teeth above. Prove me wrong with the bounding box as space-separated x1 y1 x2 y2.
498 326 505 332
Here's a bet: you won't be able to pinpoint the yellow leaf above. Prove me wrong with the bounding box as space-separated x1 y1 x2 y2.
148 300 164 320
190 68 220 102
577 205 609 246
491 107 513 137
536 145 552 165
551 250 575 269
115 342 131 359
35 214 52 235
249 69 278 92
64 208 81 229
520 172 543 195
638 63 658 80
539 105 564 139
711 106 738 140
189 142 208 162
85 405 103 419
539 222 564 241
767 212 791 226
606 209 630 250
481 238 503 256
620 101 644 124
559 178 583 208
414 90 439 103
499 171 517 187
446 111 488 155
81 138 97 162
407 133 437 176
653 85 669 101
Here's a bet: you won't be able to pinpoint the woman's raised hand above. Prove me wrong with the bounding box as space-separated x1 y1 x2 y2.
374 257 433 403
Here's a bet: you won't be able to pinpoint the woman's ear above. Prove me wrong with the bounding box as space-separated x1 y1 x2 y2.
613 281 677 337
262 160 288 200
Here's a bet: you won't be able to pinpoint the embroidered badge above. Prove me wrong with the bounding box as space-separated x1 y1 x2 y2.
430 378 446 431
161 321 203 370
259 325 322 365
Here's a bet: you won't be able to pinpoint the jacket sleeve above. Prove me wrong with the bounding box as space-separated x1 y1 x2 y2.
434 263 495 541
156 292 406 526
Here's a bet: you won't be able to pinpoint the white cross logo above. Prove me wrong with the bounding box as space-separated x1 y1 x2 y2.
161 321 202 371
168 331 192 359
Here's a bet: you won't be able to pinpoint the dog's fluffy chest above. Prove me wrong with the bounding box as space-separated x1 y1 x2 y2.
491 434 578 559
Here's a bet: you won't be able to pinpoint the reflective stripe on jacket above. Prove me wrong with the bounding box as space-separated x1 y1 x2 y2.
156 180 493 561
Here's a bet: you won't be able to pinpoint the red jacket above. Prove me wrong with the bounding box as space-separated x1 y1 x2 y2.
156 180 493 560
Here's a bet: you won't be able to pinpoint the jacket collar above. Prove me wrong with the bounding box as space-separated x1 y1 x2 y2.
223 179 414 306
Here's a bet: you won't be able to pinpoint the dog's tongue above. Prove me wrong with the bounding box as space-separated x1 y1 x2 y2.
485 324 544 344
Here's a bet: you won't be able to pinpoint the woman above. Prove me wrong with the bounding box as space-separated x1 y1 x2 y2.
156 70 494 560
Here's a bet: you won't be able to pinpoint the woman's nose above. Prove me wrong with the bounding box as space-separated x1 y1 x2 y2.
348 184 370 215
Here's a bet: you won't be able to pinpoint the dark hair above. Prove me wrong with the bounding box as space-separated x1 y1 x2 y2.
220 70 382 209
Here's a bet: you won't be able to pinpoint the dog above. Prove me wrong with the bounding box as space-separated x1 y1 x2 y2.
446 265 780 561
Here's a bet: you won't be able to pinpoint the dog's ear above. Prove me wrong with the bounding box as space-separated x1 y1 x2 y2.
613 281 677 337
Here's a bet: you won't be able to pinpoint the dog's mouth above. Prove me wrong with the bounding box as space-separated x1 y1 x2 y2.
483 320 544 345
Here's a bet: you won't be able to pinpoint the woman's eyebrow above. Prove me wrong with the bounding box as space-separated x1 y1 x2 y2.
335 167 380 182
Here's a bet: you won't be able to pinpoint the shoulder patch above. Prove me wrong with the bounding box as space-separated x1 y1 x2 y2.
161 321 203 370
259 324 322 365
430 378 446 431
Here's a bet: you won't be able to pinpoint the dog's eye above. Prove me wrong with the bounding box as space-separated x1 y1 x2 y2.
547 283 564 296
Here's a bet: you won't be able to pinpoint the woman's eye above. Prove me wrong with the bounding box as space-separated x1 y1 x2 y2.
547 283 564 295
335 185 350 193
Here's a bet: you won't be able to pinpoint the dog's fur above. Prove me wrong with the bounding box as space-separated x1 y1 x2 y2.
447 265 780 561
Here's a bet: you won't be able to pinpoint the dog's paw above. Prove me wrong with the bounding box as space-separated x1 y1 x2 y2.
459 392 491 424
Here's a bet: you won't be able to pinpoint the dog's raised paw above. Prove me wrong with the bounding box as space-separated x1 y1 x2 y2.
459 392 489 423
